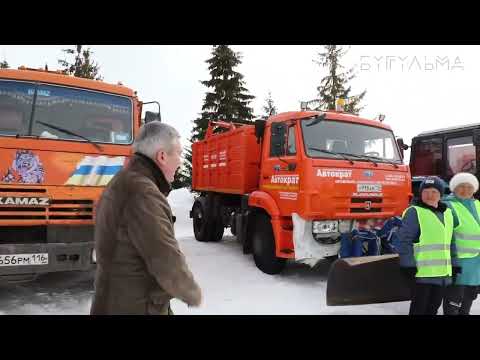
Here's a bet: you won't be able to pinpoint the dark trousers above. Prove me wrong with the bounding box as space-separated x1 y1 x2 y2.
409 283 446 315
443 285 479 315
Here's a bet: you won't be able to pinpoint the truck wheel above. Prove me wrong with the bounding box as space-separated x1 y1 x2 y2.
230 217 237 236
210 220 225 242
252 213 286 275
193 198 224 242
192 200 209 242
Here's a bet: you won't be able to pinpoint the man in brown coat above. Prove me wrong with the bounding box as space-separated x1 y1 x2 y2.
90 121 202 315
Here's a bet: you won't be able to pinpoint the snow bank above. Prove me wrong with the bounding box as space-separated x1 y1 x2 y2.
0 188 477 315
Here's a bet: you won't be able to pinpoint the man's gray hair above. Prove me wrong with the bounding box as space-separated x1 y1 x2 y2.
133 121 180 159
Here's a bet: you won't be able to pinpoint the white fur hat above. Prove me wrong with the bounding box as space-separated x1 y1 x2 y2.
449 172 479 193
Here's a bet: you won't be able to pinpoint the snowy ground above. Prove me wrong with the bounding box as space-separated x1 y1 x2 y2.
0 188 478 315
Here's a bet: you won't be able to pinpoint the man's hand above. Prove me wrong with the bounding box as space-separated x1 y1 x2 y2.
187 291 202 308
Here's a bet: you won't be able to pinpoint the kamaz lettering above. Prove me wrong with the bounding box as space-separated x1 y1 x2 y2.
0 197 50 206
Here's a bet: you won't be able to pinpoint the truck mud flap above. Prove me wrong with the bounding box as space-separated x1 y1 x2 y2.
326 254 414 306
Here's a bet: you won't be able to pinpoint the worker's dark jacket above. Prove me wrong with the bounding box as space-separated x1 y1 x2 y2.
90 153 201 315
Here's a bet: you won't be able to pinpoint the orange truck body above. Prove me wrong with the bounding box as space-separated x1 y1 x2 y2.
191 111 412 273
0 67 143 281
192 124 261 194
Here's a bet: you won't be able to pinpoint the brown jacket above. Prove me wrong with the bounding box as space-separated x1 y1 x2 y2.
90 153 201 315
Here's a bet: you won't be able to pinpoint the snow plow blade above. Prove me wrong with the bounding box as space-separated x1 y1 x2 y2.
326 254 414 306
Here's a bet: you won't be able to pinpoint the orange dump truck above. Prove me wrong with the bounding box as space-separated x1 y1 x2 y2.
0 67 160 282
190 109 412 274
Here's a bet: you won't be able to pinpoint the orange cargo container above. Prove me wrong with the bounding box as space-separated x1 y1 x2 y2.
192 122 261 194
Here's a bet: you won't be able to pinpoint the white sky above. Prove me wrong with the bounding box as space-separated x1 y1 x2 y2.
1 45 477 162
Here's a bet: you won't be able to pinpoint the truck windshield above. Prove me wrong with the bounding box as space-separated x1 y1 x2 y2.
0 79 133 145
301 117 401 163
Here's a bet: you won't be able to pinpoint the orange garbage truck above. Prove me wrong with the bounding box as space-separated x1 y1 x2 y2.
0 66 160 282
190 108 412 275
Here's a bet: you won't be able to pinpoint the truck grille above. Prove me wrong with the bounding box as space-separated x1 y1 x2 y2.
0 187 47 193
48 200 94 220
0 199 94 221
350 208 382 213
350 197 382 213
0 225 94 244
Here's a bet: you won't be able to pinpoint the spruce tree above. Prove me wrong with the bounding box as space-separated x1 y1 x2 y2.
262 91 277 117
58 45 102 80
173 45 255 190
171 148 192 189
191 45 255 142
315 45 366 114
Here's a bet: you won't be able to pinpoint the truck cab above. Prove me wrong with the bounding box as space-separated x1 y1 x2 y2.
0 67 159 282
254 111 411 264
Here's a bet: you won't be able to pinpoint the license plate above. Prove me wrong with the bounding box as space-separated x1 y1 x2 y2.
0 253 48 266
357 183 382 193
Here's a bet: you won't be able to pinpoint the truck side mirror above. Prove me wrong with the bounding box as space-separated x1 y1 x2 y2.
255 119 266 143
270 123 286 157
144 111 161 124
396 137 409 150
396 137 409 159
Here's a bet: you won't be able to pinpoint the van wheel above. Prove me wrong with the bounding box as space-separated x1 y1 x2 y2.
252 213 286 275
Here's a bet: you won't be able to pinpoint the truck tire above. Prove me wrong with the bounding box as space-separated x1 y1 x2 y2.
192 198 224 242
252 213 286 275
192 199 210 242
230 217 237 237
210 219 225 242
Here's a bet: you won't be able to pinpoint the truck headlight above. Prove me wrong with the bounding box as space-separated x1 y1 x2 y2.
312 220 338 234
338 219 353 233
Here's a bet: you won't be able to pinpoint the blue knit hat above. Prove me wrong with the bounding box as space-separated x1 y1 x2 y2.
419 176 445 196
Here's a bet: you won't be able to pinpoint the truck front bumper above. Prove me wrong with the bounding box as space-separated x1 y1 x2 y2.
292 213 392 266
292 213 341 266
0 242 95 279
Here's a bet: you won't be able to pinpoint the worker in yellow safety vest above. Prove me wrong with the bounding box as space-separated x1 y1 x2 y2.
397 176 459 315
443 172 480 315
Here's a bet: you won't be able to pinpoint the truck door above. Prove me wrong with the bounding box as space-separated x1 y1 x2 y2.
410 137 443 197
410 137 443 177
260 121 299 215
445 133 477 182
